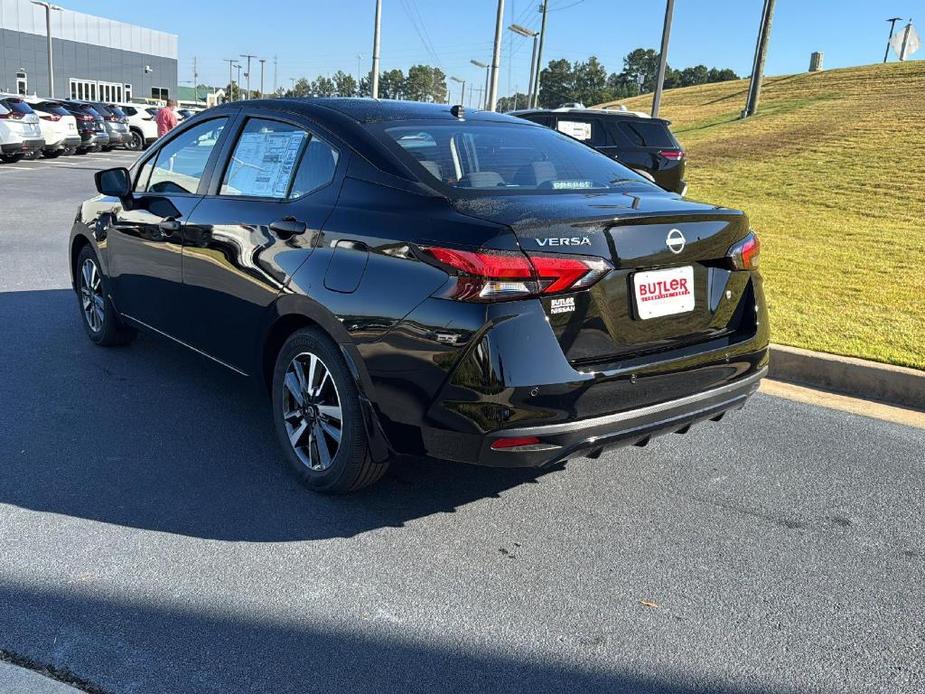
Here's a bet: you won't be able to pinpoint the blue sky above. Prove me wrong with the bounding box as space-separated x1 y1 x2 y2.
74 0 922 96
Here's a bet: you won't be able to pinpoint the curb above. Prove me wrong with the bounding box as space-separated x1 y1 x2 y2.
769 344 925 412
0 660 83 693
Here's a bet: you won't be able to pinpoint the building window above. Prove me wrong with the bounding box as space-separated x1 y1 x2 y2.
124 84 133 101
151 87 169 101
16 71 27 95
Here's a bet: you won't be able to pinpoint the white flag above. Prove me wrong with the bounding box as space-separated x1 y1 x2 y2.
892 23 921 60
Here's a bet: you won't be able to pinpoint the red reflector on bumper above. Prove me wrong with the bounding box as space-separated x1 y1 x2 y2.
490 436 541 450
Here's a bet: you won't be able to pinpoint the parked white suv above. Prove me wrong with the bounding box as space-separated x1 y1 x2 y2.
112 102 158 151
25 98 81 157
0 96 44 163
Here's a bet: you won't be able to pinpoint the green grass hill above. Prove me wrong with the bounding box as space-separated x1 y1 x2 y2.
596 61 925 369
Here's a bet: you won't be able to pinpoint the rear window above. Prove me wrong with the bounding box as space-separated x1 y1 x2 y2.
616 120 677 148
380 121 653 195
36 102 70 117
1 98 34 115
107 106 127 119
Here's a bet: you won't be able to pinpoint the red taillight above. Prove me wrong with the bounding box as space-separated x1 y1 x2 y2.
0 110 24 120
490 436 541 450
727 231 760 270
77 114 94 122
419 246 611 302
659 149 684 161
40 113 62 121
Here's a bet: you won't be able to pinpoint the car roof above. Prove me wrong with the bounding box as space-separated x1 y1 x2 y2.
211 97 528 126
510 107 669 124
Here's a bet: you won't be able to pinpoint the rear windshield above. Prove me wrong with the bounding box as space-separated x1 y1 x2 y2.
36 102 70 117
107 105 127 118
379 121 653 194
1 98 35 115
617 120 678 148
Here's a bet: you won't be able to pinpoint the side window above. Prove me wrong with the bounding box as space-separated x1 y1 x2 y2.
556 119 593 143
221 118 308 198
289 137 340 198
143 118 228 194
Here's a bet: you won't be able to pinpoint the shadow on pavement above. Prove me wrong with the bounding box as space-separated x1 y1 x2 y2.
0 289 559 541
0 580 762 694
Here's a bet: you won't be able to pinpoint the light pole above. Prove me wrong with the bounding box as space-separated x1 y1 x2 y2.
508 24 538 111
487 0 505 111
450 76 466 106
259 58 266 98
223 59 238 103
235 63 243 101
651 0 674 117
532 1 548 107
884 17 903 62
744 0 776 118
371 0 382 98
471 59 489 109
240 54 257 99
31 1 62 98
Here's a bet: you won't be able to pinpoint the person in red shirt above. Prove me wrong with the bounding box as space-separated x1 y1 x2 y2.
155 99 178 138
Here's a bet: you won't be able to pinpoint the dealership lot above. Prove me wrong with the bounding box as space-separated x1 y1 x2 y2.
0 160 923 693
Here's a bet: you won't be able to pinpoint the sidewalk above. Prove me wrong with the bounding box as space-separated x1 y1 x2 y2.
0 661 82 694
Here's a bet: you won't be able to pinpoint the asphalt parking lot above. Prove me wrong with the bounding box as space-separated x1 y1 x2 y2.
0 154 923 694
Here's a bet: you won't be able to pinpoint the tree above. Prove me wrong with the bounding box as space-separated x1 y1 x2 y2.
289 77 312 97
622 48 661 92
574 56 609 106
357 75 372 98
379 69 405 100
404 65 446 103
708 68 738 82
333 70 357 97
496 92 529 112
314 76 336 97
679 65 709 87
537 58 575 108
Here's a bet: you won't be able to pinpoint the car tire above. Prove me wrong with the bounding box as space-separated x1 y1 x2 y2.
43 150 62 159
271 328 388 494
75 245 136 347
75 148 89 156
1 154 24 163
127 130 144 151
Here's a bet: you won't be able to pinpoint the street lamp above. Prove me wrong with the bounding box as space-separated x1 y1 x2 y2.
450 76 466 106
508 23 539 110
470 59 489 109
31 1 62 98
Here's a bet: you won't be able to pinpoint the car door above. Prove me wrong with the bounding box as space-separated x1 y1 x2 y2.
106 116 230 337
179 113 344 373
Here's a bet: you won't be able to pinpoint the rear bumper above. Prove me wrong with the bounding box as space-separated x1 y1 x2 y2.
478 365 765 467
2 139 44 155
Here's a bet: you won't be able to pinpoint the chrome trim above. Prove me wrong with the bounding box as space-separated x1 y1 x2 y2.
121 312 250 376
499 366 767 438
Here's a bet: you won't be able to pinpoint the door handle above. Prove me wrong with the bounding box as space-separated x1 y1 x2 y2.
270 217 307 239
159 218 181 236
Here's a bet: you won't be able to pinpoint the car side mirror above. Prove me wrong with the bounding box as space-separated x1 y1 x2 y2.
95 167 132 200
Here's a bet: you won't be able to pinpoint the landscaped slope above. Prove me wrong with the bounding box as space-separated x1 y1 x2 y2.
596 61 925 369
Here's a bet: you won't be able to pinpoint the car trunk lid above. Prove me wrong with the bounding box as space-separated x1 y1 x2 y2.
452 190 755 365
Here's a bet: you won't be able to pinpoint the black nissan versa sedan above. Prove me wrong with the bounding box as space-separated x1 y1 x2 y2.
71 98 768 493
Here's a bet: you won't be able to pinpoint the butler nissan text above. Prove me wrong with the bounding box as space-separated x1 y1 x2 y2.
71 99 769 493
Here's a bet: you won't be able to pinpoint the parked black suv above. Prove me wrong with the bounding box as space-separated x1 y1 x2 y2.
57 101 110 153
72 99 767 493
513 108 687 195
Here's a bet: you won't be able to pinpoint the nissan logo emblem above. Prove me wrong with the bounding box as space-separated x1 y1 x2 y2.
666 228 686 254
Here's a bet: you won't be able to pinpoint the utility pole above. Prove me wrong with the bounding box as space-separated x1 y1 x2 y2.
273 55 278 93
356 53 364 94
223 59 238 103
743 0 776 118
235 63 243 101
241 54 257 99
31 1 62 98
898 19 914 61
884 17 903 62
532 2 549 108
258 58 266 98
192 56 198 103
371 0 382 98
651 0 674 117
487 0 505 111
